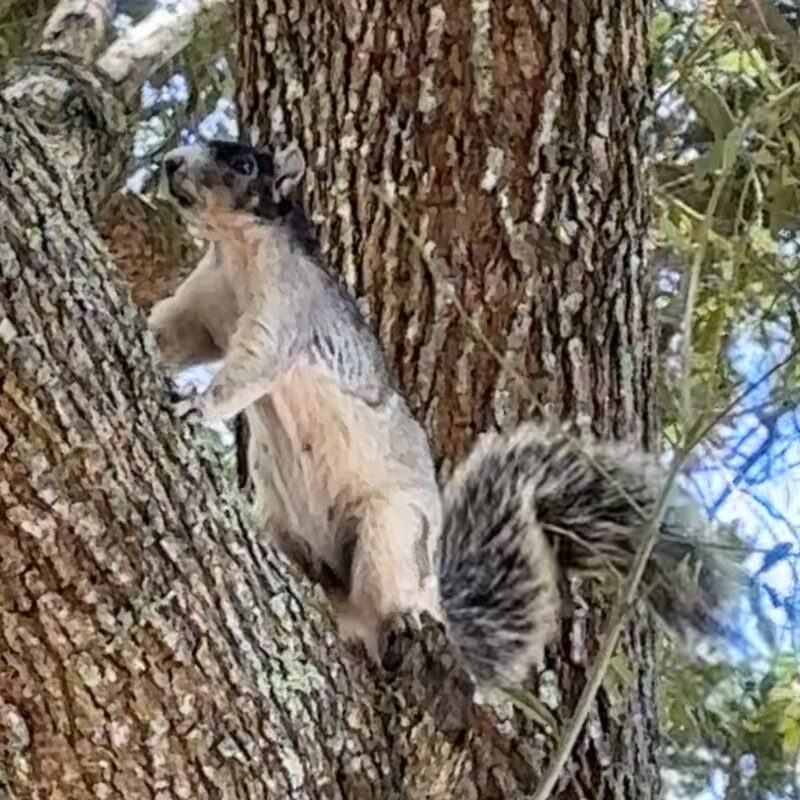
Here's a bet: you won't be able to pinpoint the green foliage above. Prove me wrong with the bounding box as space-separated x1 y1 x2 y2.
0 0 56 61
653 5 800 798
661 645 800 799
652 5 800 441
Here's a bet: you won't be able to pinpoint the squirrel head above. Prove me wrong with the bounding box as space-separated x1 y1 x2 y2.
161 139 306 235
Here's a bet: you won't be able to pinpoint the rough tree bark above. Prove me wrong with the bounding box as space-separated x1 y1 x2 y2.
98 194 201 310
0 2 662 800
237 0 660 796
37 0 115 60
237 0 656 461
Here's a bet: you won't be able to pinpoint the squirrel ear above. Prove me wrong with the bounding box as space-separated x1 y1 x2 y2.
273 142 305 197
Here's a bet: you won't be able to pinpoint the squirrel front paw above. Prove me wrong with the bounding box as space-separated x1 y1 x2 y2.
170 384 212 424
173 384 232 424
173 396 206 424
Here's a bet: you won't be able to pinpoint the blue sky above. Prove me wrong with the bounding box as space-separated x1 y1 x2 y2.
684 325 799 659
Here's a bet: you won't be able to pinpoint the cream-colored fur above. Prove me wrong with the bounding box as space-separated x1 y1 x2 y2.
247 370 440 655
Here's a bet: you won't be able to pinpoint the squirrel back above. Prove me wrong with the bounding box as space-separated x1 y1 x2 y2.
437 423 739 686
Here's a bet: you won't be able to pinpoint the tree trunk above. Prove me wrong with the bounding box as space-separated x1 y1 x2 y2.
0 0 662 797
98 192 201 310
237 0 660 797
237 0 655 462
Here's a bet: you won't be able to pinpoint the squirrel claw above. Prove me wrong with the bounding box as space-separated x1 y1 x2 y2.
173 397 206 424
166 377 199 404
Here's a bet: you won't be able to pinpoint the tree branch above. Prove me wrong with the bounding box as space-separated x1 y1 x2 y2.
38 0 115 63
96 0 230 97
1 53 128 211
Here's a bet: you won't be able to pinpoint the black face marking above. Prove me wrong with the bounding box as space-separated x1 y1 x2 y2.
209 140 273 176
230 152 257 176
189 139 319 254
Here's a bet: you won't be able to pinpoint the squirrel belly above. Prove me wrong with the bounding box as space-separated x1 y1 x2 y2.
244 364 442 643
437 423 738 687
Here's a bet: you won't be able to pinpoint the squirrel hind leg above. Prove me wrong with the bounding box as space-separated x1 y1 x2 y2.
333 495 434 663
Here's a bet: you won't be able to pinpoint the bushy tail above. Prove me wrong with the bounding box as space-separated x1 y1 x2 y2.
436 423 739 687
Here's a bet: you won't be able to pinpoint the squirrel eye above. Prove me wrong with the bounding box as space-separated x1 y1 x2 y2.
230 154 256 176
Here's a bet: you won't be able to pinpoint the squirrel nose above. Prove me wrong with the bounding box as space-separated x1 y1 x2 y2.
164 155 184 178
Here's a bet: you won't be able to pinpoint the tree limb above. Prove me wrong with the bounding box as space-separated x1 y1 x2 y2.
96 0 230 97
38 0 115 63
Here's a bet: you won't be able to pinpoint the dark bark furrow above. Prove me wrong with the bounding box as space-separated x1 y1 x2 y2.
239 0 655 462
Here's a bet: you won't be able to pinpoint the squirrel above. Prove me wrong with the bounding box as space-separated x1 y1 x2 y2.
437 423 738 685
148 138 443 655
148 139 737 686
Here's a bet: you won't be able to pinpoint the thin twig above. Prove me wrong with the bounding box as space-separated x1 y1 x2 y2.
500 686 560 733
528 450 686 800
680 149 732 424
689 344 800 448
654 16 729 106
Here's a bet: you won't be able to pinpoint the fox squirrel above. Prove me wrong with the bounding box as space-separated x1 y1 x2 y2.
148 139 442 656
149 139 736 685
